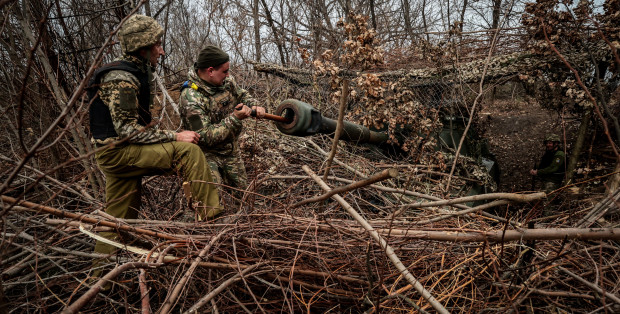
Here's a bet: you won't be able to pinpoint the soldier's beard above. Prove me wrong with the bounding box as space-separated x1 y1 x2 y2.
146 51 157 67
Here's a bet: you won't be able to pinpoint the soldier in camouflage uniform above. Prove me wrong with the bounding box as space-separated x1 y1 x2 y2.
179 45 265 196
530 133 566 194
88 15 220 267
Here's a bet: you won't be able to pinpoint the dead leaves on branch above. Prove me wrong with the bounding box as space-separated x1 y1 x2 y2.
305 13 443 164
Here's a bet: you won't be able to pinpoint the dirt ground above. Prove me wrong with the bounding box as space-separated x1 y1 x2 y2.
480 97 580 193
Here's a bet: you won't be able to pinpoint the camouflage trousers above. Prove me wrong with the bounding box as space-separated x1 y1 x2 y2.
542 180 561 194
204 150 248 195
541 180 562 216
93 142 220 258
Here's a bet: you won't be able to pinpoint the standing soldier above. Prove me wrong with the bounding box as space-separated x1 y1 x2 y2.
88 15 220 277
179 45 266 199
530 133 566 193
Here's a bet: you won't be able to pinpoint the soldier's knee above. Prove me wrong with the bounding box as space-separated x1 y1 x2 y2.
174 141 199 152
173 142 205 160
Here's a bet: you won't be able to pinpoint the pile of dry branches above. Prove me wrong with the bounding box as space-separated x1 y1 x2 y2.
2 122 619 313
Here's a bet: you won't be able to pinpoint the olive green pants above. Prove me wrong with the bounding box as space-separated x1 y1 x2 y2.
93 141 220 256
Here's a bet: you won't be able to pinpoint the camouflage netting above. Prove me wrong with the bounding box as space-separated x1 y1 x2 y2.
254 42 614 97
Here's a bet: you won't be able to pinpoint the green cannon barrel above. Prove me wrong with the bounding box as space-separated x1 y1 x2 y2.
274 99 388 145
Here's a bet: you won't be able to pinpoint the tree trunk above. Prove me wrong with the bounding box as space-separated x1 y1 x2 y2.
259 0 286 65
422 0 429 41
369 0 377 30
310 0 323 54
565 108 592 184
253 0 261 62
492 0 502 30
16 1 103 193
460 0 468 34
402 0 414 43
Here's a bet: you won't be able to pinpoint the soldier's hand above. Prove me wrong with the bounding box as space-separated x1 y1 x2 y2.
176 130 200 144
233 104 252 120
252 106 266 118
529 169 537 176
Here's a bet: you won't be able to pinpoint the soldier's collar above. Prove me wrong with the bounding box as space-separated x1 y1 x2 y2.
202 80 224 92
121 54 150 72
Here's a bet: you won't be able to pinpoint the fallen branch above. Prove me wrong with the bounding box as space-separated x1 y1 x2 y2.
558 266 620 305
62 262 162 314
576 189 620 227
0 153 96 202
397 192 546 209
268 174 519 226
286 142 516 228
409 200 510 225
302 165 449 314
369 227 620 242
1 195 181 241
139 269 151 314
292 168 398 208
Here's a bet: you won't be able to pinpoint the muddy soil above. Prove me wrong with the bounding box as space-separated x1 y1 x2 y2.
480 98 580 192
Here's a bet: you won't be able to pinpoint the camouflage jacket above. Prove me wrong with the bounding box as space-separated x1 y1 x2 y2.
537 149 565 182
179 67 257 155
96 54 175 144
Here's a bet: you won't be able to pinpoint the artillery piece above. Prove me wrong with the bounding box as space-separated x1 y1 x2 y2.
258 98 499 198
270 99 388 145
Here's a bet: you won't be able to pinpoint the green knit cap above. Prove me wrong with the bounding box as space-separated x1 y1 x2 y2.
195 45 229 69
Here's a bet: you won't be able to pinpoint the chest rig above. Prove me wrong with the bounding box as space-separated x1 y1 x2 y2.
88 61 151 140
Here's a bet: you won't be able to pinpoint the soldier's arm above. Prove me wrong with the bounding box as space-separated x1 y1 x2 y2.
229 76 258 108
537 153 564 175
99 72 175 144
179 88 243 147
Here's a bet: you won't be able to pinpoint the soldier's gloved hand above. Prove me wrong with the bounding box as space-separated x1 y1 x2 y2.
176 130 200 144
252 106 266 118
233 104 252 120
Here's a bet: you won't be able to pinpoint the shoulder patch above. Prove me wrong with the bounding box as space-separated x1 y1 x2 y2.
119 87 138 110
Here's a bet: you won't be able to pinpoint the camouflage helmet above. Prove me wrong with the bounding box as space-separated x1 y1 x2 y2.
544 133 561 143
118 15 164 53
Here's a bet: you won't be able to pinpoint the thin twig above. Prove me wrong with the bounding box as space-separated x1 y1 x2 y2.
323 79 350 181
158 229 229 314
184 265 266 313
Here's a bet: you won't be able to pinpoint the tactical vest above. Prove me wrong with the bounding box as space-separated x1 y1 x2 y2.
181 79 238 125
88 61 152 140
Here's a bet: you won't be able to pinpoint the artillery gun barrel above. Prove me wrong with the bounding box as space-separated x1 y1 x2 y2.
272 99 388 145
